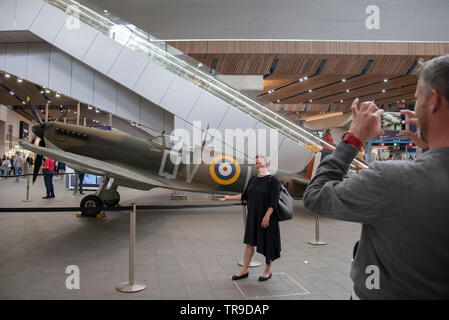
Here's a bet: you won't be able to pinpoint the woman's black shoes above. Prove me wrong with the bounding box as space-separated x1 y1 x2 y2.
258 273 272 281
232 272 249 281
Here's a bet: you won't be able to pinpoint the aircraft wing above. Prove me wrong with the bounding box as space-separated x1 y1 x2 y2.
20 141 168 188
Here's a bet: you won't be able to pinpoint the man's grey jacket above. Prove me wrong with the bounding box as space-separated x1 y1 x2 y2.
303 142 449 299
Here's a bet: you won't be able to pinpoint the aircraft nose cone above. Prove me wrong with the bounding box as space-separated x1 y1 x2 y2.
32 123 44 139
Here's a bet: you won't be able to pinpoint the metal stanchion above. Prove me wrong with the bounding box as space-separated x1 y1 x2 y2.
116 203 147 293
22 173 32 202
238 202 261 268
307 151 327 246
308 215 327 246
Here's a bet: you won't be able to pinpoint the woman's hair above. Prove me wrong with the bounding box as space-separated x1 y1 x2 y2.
255 155 270 165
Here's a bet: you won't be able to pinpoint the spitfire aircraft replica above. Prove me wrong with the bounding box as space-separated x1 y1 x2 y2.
21 99 319 217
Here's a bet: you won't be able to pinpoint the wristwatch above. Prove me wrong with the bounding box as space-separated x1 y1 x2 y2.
341 131 363 150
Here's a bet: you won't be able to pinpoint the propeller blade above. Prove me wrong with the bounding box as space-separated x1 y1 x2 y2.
32 139 46 184
27 97 43 125
55 110 68 123
33 154 43 184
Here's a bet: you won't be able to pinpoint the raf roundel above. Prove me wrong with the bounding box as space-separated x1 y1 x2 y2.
210 155 241 185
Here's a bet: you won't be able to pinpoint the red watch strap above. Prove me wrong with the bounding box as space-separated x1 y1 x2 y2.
341 132 363 150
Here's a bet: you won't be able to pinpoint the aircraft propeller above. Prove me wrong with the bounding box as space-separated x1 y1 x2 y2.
26 97 67 183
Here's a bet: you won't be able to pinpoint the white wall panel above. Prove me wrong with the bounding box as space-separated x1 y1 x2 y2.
29 2 66 44
26 43 50 87
0 0 16 31
70 59 94 105
276 136 315 173
133 61 176 105
83 31 127 75
164 112 174 133
0 43 6 71
53 20 98 61
16 0 44 30
5 43 28 79
116 86 140 123
93 72 117 114
140 98 165 132
186 91 229 131
48 48 72 96
107 47 148 90
159 77 202 119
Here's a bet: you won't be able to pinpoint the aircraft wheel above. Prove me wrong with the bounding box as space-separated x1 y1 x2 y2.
103 189 120 207
80 195 104 217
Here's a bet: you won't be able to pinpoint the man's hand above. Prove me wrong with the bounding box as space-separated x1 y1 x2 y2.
399 110 428 150
218 196 229 202
261 214 270 228
349 98 384 143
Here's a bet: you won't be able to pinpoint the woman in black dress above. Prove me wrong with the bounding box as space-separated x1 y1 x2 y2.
220 155 281 281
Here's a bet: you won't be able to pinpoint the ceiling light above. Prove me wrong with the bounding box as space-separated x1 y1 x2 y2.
95 108 100 113
198 63 203 68
397 101 400 103
382 89 386 93
304 76 308 80
384 79 388 82
9 91 14 95
340 100 344 103
40 91 44 94
56 93 60 98
88 105 93 110
5 73 10 78
276 100 280 103
309 89 312 93
346 89 350 93
299 78 304 82
18 78 22 83
104 10 108 13
309 99 313 102
46 89 50 93
342 79 346 82
21 101 25 105
402 100 405 102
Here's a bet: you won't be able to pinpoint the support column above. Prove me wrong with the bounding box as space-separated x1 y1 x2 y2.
109 113 112 127
45 102 49 122
77 102 80 125
83 117 86 127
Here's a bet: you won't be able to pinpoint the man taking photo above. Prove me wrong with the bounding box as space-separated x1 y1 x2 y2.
304 54 449 299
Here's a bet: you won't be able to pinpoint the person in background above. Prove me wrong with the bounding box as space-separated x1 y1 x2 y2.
13 152 24 182
219 155 281 282
9 155 15 176
42 157 55 199
1 156 8 178
58 161 66 180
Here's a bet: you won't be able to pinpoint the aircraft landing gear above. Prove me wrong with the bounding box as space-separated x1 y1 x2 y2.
78 177 120 217
80 195 104 217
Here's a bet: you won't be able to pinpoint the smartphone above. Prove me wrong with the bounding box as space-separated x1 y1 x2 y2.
380 112 406 131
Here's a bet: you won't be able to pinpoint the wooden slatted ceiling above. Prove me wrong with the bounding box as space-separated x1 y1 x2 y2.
312 78 417 105
190 54 426 76
263 74 347 102
168 40 449 56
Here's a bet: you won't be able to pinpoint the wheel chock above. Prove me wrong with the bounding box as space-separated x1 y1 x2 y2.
96 212 106 218
76 212 83 218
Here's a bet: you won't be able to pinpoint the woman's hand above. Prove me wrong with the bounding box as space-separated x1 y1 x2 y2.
218 196 229 202
261 214 270 228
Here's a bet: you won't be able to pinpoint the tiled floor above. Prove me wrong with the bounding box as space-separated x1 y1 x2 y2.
0 176 361 300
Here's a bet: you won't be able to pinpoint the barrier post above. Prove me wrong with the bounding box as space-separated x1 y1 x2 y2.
116 203 147 293
73 172 79 196
308 151 328 246
238 201 261 267
22 174 32 202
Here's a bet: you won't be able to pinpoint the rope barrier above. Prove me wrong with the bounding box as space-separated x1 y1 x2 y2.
0 202 242 213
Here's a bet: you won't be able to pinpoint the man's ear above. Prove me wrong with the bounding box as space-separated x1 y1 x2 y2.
428 89 443 115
